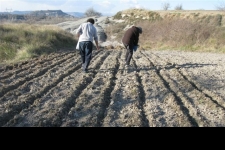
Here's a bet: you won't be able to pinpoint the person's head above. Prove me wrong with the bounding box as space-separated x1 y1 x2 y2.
137 27 142 34
87 18 95 24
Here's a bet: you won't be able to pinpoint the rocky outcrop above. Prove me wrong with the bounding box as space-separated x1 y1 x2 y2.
57 16 110 43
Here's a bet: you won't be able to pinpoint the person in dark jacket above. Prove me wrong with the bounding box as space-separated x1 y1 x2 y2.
122 26 142 66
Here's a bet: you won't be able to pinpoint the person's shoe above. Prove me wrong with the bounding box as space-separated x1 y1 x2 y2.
83 69 88 73
81 64 85 70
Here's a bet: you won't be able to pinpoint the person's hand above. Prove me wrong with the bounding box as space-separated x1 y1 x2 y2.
96 46 100 50
95 40 99 50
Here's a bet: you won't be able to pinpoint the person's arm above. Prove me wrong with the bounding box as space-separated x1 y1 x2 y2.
136 35 139 46
134 30 139 46
76 24 82 37
134 26 141 45
93 27 99 50
95 39 99 50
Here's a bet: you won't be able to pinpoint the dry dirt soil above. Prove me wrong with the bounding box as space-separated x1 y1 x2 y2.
0 49 225 127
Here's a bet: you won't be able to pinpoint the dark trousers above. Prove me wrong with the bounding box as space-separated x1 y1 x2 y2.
79 41 93 71
124 44 133 65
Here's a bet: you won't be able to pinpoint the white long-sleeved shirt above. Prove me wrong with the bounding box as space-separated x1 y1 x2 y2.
76 22 98 43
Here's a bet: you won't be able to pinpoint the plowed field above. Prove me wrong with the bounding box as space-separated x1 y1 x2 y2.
0 49 225 127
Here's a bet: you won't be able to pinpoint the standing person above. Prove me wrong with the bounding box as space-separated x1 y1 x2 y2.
122 26 142 67
76 18 99 73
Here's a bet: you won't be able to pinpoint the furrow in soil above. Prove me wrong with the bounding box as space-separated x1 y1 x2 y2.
0 52 76 97
61 50 120 127
1 49 225 127
0 53 80 105
0 51 74 80
3 50 110 127
152 50 225 107
102 50 146 127
134 51 194 127
144 51 225 127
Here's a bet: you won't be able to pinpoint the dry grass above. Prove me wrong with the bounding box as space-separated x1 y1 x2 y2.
110 9 225 53
104 22 127 41
136 19 223 51
0 23 77 64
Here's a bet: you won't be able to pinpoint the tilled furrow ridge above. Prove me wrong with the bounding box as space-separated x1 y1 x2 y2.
161 68 225 126
0 56 81 104
134 51 193 127
142 51 208 126
1 49 225 127
0 53 76 98
154 51 225 102
102 50 145 127
0 56 40 73
0 62 82 126
152 52 225 110
3 50 110 127
131 58 150 127
0 49 102 106
144 52 225 127
0 51 74 80
180 69 225 109
0 52 75 83
61 50 120 127
0 60 31 73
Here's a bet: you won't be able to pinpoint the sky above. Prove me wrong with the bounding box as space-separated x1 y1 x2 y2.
0 0 224 15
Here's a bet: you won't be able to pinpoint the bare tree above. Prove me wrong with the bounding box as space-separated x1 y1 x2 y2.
85 7 102 17
174 4 183 10
162 2 170 10
215 1 225 11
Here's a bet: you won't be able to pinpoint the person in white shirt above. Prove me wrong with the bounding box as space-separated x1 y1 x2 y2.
76 18 99 73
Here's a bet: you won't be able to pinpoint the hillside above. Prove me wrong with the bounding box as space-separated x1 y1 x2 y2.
29 10 72 17
0 10 77 23
65 12 85 18
114 9 225 26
